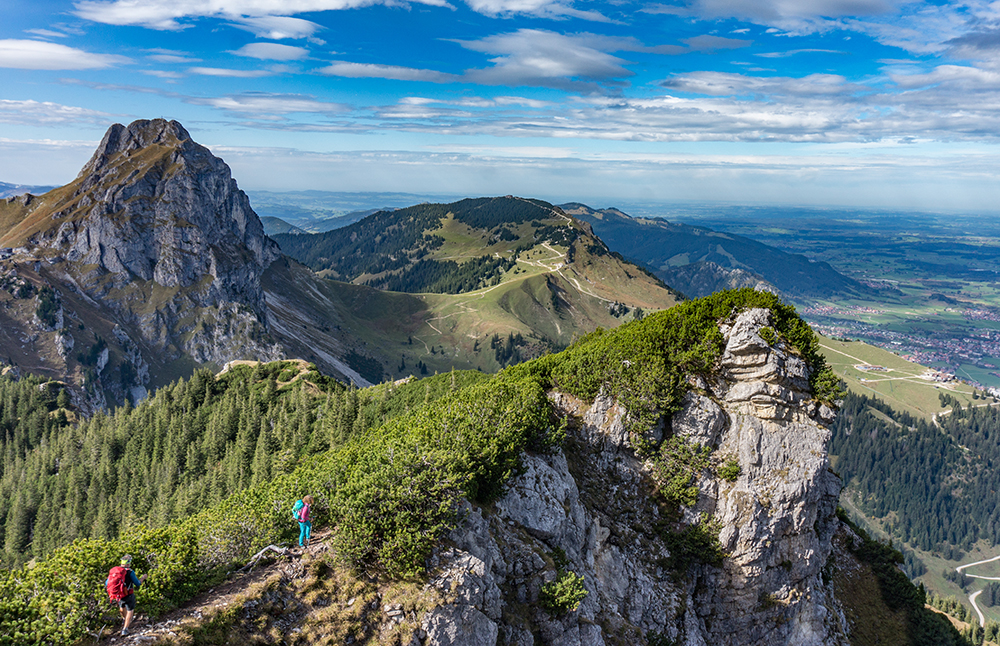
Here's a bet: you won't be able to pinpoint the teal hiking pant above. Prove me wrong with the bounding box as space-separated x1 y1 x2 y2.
298 521 311 546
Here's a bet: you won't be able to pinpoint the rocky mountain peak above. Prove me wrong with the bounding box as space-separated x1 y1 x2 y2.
78 118 192 178
0 119 286 395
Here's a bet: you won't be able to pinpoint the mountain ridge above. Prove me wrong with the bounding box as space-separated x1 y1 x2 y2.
561 202 873 300
0 121 681 406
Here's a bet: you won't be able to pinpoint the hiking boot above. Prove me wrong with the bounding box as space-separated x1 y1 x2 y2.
121 628 129 636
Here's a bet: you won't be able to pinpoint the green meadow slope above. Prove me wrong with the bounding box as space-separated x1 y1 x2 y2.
269 197 682 381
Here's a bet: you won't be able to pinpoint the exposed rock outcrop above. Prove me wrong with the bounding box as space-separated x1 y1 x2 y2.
0 119 302 397
423 308 848 645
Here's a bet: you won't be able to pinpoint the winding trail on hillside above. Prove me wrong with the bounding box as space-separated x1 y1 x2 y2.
958 554 1000 577
956 554 1000 627
415 203 618 351
971 590 986 628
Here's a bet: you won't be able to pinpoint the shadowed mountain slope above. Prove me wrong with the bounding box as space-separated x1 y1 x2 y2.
561 203 873 300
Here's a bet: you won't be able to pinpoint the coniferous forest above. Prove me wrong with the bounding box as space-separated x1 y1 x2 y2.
0 362 487 569
831 392 1000 554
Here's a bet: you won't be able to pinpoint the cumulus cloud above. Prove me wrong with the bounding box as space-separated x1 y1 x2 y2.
320 62 457 83
231 43 310 60
0 39 128 70
889 64 1000 91
74 0 450 30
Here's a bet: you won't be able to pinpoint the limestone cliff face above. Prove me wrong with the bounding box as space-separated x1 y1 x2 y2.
421 308 848 646
3 119 284 381
54 119 278 318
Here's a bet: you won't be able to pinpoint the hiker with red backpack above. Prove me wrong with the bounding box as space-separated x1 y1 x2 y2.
106 554 146 637
293 495 313 548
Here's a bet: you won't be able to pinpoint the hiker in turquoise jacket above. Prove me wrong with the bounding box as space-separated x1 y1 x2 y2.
294 495 313 548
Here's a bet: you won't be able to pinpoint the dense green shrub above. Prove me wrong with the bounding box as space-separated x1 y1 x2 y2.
35 286 59 328
717 457 742 482
653 436 712 507
659 515 724 573
539 570 588 615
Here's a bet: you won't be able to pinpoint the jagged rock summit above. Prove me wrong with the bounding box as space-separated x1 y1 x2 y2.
422 308 848 646
20 119 279 308
0 119 293 407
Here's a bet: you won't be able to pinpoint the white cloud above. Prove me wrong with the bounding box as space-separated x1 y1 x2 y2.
461 0 609 21
891 64 1000 89
142 69 184 78
0 99 115 126
148 50 202 63
662 70 856 96
0 39 128 70
231 42 310 60
320 62 457 82
459 29 633 91
230 16 324 40
756 48 846 58
74 0 450 30
188 92 349 114
188 66 273 77
645 0 897 33
24 29 69 39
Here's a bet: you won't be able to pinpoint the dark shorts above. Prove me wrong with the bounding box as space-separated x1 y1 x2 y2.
116 593 136 611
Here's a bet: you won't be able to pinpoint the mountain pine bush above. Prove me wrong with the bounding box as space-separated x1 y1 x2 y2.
0 289 839 644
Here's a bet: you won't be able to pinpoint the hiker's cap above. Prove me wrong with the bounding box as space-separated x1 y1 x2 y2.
121 554 133 566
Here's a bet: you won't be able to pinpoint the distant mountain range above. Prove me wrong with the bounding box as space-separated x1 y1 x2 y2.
561 203 874 300
260 193 874 301
0 181 55 200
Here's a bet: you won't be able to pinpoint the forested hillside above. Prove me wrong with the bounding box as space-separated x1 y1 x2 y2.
0 362 487 568
272 197 585 294
0 289 960 646
831 392 1000 554
0 289 842 645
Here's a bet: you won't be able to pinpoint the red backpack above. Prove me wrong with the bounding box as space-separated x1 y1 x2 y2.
106 566 132 602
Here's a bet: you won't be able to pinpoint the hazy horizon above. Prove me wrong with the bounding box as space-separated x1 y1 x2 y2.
6 0 1000 211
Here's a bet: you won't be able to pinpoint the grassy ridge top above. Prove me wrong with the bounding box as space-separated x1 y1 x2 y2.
273 196 590 294
0 289 831 645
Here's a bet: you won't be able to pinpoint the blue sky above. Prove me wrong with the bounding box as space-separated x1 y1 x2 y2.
4 0 1000 211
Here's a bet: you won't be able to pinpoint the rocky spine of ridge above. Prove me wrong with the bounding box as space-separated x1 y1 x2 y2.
419 308 847 646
